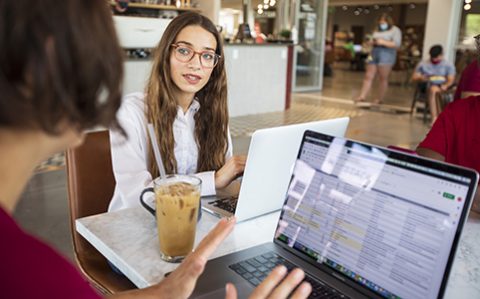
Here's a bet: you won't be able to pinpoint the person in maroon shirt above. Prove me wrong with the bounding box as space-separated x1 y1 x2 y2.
0 1 312 298
453 59 480 100
454 34 480 101
416 96 480 213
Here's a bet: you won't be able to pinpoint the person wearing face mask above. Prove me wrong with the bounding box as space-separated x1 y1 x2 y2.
411 45 456 125
355 13 402 105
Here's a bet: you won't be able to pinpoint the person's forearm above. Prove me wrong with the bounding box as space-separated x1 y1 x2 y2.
411 73 424 82
445 76 455 88
381 40 397 48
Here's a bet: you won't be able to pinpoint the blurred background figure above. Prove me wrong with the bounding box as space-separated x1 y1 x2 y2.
454 34 480 100
254 22 266 44
355 13 402 105
411 45 455 125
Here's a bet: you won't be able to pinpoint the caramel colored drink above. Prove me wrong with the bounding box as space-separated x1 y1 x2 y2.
154 175 201 262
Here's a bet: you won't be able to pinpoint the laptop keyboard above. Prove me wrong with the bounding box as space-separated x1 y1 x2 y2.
228 252 350 299
208 196 238 213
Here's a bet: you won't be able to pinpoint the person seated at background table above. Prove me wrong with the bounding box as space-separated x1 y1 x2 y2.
109 12 246 212
416 96 480 213
0 1 311 298
411 44 455 125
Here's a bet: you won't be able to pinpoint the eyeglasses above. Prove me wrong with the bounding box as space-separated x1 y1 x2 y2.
171 44 221 68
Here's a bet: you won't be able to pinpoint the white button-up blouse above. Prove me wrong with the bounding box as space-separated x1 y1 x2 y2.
108 92 233 211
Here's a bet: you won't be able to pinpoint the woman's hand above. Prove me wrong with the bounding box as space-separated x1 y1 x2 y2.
373 38 381 46
225 266 312 299
440 83 450 91
215 155 247 189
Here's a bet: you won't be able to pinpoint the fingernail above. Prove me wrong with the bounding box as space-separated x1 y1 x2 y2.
300 282 312 294
226 216 236 223
294 268 305 279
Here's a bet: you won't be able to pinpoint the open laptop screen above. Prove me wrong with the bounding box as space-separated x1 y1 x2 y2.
274 131 478 299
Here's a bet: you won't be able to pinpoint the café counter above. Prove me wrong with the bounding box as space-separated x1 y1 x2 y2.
224 43 293 117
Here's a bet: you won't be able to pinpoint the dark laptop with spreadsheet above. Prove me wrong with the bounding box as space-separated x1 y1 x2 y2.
192 130 478 299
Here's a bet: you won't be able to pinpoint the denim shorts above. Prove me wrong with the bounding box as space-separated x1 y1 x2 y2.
368 47 397 65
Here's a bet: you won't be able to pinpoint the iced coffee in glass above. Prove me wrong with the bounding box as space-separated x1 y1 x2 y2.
154 175 201 263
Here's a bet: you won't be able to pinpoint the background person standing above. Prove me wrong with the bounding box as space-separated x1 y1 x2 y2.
355 13 402 105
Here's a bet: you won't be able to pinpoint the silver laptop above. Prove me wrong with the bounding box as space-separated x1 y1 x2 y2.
192 130 478 299
202 117 350 222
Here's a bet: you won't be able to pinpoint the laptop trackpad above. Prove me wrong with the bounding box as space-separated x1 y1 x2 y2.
194 281 253 299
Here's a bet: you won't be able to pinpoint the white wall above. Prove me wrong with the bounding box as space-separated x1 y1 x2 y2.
422 0 462 62
225 45 288 116
196 0 221 24
123 60 152 95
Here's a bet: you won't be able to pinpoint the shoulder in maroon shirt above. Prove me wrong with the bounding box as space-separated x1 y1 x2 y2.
454 60 480 100
418 96 480 174
0 208 102 299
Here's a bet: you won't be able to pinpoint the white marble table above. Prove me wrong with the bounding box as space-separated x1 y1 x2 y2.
76 206 279 288
76 207 480 298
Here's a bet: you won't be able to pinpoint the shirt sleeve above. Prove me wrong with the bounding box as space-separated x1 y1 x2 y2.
447 63 456 77
110 96 236 205
109 94 154 211
414 61 424 74
393 27 402 48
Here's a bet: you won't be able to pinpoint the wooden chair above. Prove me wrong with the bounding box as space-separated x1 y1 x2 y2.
66 130 136 295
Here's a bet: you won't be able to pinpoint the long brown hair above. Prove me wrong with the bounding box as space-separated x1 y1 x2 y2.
0 0 124 134
146 12 228 177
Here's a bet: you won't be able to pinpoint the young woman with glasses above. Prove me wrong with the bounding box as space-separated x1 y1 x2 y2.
109 12 247 211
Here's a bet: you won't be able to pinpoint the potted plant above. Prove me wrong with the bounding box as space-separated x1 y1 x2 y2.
279 29 292 40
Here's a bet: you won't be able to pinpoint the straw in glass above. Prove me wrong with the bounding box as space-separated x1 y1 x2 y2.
147 123 167 179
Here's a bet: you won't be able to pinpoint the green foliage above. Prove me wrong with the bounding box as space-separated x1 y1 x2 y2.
279 29 291 39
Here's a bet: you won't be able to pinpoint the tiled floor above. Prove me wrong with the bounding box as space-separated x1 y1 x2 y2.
320 62 417 107
14 65 431 261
